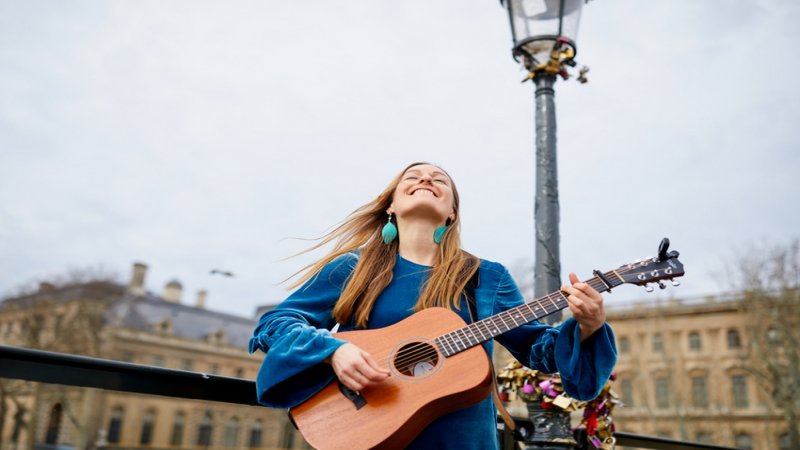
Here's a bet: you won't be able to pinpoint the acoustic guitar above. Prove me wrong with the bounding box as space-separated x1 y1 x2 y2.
290 239 685 449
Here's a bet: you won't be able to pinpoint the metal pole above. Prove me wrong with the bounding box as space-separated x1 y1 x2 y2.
533 73 562 324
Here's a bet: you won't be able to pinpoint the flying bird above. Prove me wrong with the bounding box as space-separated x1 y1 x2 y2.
209 269 235 277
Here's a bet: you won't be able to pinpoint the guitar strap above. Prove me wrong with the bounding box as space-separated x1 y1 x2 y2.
464 271 517 432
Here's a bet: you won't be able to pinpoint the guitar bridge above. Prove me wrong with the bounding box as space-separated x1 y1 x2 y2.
337 380 367 410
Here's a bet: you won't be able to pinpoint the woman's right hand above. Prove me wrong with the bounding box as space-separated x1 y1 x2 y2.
326 343 390 391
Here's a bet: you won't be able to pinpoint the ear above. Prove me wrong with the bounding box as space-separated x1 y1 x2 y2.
386 206 395 216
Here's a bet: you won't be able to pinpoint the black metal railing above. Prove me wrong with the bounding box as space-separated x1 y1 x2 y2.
0 345 736 450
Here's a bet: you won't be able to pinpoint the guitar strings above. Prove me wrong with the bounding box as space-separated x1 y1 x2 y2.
379 268 632 369
378 266 642 369
385 271 619 368
386 290 570 369
365 264 659 370
388 291 569 369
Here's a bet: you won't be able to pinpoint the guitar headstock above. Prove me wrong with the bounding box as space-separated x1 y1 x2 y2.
616 238 685 292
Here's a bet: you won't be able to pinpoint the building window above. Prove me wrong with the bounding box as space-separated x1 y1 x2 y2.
732 375 749 408
779 433 790 450
45 403 63 445
108 407 124 444
235 367 245 378
695 432 712 444
727 329 742 349
152 355 165 367
281 422 295 449
618 336 630 353
170 411 185 446
248 420 263 448
767 328 781 347
655 377 670 408
691 376 709 408
197 410 214 446
181 359 194 371
652 333 664 353
656 430 672 439
735 433 753 450
209 363 220 375
140 409 156 445
119 351 135 363
620 379 634 406
688 331 702 351
223 417 240 448
11 405 26 444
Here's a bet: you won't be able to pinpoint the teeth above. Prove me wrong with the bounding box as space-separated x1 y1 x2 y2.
414 190 434 196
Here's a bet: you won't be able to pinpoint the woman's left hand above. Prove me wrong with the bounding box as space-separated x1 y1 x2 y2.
561 272 606 342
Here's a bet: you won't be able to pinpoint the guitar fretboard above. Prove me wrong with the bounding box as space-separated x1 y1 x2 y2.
434 270 623 357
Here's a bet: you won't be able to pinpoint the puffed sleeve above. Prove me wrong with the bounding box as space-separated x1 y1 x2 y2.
490 264 617 401
249 253 358 408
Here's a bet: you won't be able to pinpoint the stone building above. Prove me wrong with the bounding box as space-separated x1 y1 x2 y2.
607 294 795 450
0 263 307 450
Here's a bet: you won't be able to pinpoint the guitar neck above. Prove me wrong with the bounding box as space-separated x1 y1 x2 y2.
434 269 624 357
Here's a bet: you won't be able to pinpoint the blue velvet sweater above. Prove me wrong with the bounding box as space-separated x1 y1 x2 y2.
249 253 617 450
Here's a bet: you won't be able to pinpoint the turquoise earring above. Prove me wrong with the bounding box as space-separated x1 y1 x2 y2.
433 225 448 244
382 213 398 244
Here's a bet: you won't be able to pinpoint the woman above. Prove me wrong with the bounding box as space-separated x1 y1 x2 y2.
249 162 616 449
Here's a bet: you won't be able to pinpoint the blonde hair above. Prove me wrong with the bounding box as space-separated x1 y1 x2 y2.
290 162 480 328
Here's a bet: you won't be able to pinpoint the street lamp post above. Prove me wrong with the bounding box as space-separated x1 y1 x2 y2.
501 0 587 325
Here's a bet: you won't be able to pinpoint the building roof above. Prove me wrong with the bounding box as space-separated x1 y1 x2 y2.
1 282 256 349
107 292 255 348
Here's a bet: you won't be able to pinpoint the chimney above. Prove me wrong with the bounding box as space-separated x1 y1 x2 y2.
163 280 183 303
128 262 148 295
196 290 208 309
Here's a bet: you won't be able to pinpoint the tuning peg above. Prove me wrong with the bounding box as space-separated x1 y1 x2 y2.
671 279 681 287
644 284 655 293
658 281 667 290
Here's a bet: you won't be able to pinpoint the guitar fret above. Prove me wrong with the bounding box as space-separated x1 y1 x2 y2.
523 303 535 319
473 322 488 340
466 326 479 346
457 328 470 349
555 291 569 308
499 314 513 330
488 318 502 336
466 327 477 346
441 335 454 356
437 271 620 358
463 328 473 347
458 331 469 349
546 294 559 310
611 270 625 284
452 333 463 352
515 306 532 323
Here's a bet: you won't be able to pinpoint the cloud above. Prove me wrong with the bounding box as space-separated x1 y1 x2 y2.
1 0 798 317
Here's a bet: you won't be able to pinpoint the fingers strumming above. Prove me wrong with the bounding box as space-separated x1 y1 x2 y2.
365 352 390 375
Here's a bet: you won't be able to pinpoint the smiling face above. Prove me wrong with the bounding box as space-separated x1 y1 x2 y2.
388 164 456 224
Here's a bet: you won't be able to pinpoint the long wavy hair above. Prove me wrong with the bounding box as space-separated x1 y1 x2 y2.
289 162 480 328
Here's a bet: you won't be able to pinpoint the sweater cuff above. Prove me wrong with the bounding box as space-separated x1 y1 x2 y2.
553 318 617 401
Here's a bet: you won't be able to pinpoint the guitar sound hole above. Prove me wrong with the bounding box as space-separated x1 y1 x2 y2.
393 341 439 377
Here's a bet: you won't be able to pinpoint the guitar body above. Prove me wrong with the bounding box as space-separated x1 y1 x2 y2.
289 307 492 450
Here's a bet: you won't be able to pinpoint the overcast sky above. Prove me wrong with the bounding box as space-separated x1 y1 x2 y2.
1 0 798 319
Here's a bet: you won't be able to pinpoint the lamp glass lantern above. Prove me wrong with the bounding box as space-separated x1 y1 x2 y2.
503 0 584 67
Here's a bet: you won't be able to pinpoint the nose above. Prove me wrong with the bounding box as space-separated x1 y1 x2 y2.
419 173 433 183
